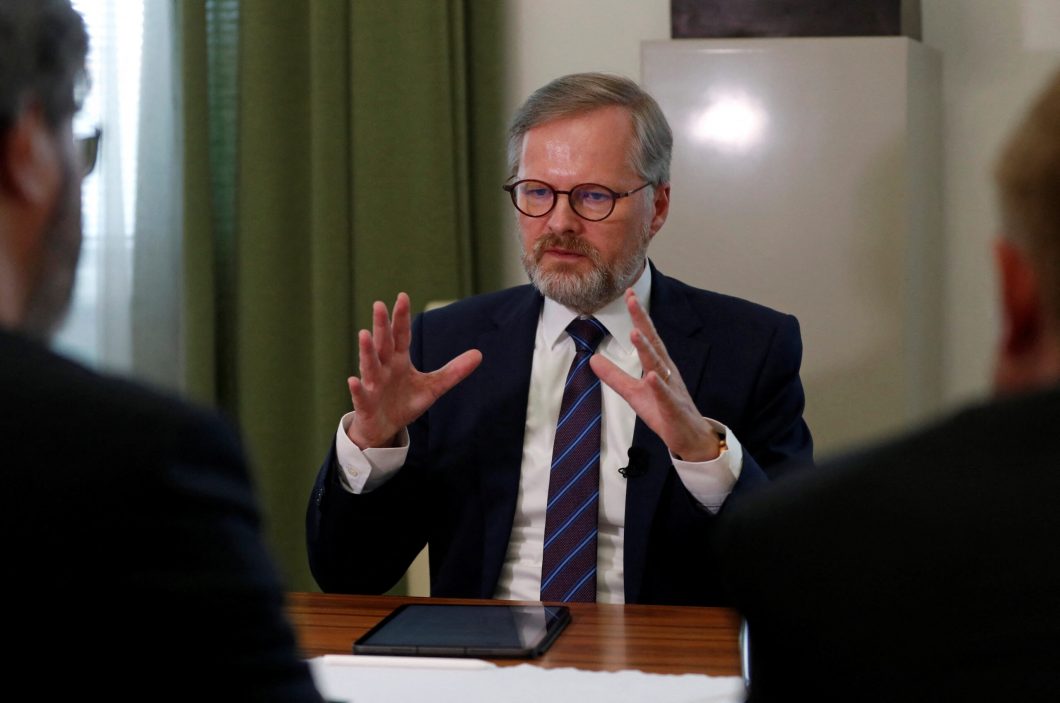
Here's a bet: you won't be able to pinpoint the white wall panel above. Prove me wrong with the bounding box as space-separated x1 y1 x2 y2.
644 38 943 454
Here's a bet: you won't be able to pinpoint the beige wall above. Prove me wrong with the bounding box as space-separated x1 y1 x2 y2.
642 37 944 456
922 0 1058 404
501 0 1059 421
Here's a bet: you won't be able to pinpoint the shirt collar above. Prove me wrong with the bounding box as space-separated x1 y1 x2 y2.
541 261 652 354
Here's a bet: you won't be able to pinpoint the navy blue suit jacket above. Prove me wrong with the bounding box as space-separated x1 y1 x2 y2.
308 265 812 605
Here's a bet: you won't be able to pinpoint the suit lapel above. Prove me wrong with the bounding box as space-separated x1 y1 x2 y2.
623 265 712 603
475 287 543 596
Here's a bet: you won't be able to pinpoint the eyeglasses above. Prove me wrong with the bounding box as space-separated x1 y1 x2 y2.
76 127 101 178
502 178 651 222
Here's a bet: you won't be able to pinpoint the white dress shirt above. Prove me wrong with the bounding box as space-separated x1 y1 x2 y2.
333 264 744 603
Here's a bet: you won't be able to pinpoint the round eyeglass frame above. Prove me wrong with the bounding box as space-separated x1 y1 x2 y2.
502 178 652 222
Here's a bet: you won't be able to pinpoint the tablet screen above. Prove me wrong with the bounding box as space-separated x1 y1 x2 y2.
353 603 571 658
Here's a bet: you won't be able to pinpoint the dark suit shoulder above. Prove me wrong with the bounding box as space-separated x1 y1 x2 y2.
652 266 798 334
717 384 1060 700
411 286 541 371
0 331 321 701
0 330 242 469
734 383 1060 523
419 285 538 329
718 384 1060 607
0 329 255 542
421 271 797 336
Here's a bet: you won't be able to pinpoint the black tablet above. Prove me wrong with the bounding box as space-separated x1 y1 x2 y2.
352 603 572 658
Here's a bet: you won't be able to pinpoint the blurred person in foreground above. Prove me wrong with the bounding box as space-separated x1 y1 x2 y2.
0 1 322 699
716 67 1060 702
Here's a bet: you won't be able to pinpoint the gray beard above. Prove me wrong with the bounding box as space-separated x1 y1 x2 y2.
522 230 649 314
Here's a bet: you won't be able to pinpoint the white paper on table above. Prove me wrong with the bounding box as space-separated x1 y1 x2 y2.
308 655 746 703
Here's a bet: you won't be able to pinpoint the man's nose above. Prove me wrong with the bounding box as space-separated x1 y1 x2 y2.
545 193 584 235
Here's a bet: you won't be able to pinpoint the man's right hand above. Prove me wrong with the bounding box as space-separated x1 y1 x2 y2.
345 292 482 449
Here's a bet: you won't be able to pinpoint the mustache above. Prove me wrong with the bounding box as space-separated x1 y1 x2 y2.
532 233 600 262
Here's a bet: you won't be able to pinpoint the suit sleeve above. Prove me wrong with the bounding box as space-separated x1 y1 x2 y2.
306 313 432 594
729 312 814 494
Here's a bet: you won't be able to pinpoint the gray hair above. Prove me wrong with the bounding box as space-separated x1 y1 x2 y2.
506 72 673 186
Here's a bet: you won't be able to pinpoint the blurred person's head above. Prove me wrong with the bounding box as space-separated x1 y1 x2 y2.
0 0 89 340
993 68 1060 393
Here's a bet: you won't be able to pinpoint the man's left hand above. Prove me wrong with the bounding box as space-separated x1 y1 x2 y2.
590 288 723 462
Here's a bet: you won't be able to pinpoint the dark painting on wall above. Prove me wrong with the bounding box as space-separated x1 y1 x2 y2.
672 0 921 40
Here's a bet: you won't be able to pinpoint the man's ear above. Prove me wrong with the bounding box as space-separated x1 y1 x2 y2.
994 237 1049 393
648 182 670 240
0 105 61 208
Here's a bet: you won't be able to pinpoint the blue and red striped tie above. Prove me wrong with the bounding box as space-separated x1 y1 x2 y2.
540 316 608 602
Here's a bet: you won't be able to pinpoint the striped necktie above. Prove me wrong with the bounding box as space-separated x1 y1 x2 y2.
540 316 608 602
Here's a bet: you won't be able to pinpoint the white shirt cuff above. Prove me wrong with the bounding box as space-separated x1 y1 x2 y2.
670 418 743 514
334 411 410 494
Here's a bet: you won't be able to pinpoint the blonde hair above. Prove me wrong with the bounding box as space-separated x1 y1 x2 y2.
996 68 1060 316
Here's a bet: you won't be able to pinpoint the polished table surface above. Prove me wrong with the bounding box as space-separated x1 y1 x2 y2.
287 592 742 676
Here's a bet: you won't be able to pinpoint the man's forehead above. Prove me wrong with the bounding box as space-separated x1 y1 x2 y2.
519 107 635 172
543 140 573 163
524 105 634 139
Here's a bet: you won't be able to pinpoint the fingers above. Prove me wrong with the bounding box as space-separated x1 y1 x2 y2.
625 289 676 383
427 349 483 398
630 328 667 380
361 293 410 373
372 300 394 364
624 288 655 333
625 289 669 361
589 353 638 398
645 364 679 400
391 292 412 354
369 292 412 366
357 328 382 387
592 352 678 411
347 375 369 412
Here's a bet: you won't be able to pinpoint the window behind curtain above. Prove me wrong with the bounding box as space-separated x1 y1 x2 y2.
57 0 182 391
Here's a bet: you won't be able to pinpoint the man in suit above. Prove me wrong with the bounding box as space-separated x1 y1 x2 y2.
308 73 813 605
0 2 321 699
715 68 1060 701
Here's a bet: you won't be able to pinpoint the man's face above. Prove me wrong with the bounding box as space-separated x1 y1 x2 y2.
22 120 83 340
516 105 669 314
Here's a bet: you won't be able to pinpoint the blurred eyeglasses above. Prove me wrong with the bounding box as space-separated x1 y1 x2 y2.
502 178 652 222
76 127 101 178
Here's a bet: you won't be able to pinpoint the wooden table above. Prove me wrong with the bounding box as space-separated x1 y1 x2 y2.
287 592 743 676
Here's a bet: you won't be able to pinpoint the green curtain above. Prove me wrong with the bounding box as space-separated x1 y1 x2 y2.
180 0 505 591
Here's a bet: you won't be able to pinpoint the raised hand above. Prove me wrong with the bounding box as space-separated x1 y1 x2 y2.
346 292 482 449
589 288 723 462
